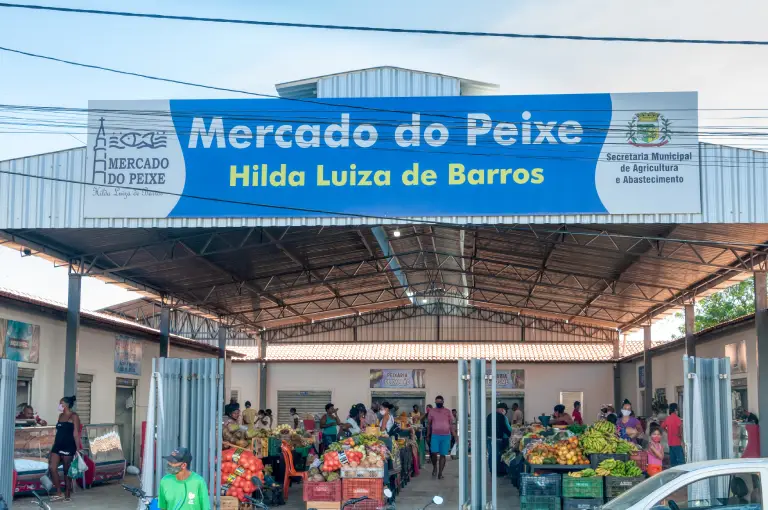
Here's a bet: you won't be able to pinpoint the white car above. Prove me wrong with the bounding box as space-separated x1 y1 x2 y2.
603 458 765 510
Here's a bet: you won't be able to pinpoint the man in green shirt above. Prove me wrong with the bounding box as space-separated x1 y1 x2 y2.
159 447 210 510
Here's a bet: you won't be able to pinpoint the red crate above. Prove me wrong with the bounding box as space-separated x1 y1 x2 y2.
630 452 648 472
303 480 342 502
346 499 383 510
342 478 384 504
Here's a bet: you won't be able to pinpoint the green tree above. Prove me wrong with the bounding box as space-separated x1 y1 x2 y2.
677 277 755 334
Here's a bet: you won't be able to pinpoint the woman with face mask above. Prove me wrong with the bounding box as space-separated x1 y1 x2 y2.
49 396 81 502
617 399 643 443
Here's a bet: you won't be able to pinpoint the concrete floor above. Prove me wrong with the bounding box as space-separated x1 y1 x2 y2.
12 461 520 509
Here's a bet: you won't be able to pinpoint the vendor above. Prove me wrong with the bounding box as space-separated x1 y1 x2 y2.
572 401 583 425
345 406 363 436
379 402 395 434
321 403 347 452
223 404 245 446
16 405 47 426
551 404 573 425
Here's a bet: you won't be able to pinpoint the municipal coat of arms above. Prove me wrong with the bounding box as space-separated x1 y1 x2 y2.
627 112 672 147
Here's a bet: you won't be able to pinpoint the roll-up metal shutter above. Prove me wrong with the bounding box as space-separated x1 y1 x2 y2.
277 390 332 428
76 374 93 425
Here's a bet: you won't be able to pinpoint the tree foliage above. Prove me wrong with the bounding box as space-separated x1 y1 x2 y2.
677 277 755 334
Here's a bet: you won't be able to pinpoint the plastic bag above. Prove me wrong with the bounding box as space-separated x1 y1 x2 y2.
67 453 88 479
450 443 458 459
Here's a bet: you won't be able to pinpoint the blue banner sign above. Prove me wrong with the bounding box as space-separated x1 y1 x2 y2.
86 92 699 218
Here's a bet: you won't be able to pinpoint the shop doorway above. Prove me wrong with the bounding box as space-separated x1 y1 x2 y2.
371 392 426 418
115 379 137 466
486 394 524 419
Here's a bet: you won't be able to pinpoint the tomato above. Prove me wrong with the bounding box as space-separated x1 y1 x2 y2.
224 451 233 462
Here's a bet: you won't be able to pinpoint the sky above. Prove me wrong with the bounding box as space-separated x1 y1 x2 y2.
0 0 765 333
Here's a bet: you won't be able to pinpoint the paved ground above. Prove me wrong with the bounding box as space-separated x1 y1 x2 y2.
12 461 520 509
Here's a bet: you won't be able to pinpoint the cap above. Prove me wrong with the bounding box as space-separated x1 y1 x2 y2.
496 402 509 410
163 447 192 465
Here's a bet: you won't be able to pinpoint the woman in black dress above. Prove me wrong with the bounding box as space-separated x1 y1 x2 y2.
49 396 82 502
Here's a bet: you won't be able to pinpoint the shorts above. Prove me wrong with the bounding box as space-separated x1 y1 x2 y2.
430 434 451 456
647 464 663 476
669 445 685 466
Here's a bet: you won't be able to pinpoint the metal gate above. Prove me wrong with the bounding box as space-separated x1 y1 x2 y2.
0 359 18 508
277 390 331 426
144 358 224 509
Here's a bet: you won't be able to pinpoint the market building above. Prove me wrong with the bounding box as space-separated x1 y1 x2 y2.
2 66 768 508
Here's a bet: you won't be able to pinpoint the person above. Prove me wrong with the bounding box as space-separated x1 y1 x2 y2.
744 409 759 425
551 404 573 425
597 405 609 421
320 403 341 451
661 403 685 466
426 396 454 479
158 447 210 510
264 409 274 429
510 403 524 425
646 426 664 476
421 404 433 456
222 404 245 445
411 405 422 423
255 410 269 430
49 396 81 502
366 402 381 429
17 404 47 426
606 413 618 426
355 404 368 427
450 409 458 450
290 407 301 430
346 406 362 436
242 401 257 429
617 399 643 443
486 403 512 475
572 401 583 425
379 402 395 434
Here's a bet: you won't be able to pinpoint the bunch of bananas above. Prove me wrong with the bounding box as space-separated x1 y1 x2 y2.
568 468 596 478
579 428 619 454
592 420 617 435
595 467 611 476
598 459 643 477
615 439 640 454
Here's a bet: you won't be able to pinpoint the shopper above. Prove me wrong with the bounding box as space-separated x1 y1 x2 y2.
422 404 433 457
411 404 422 423
510 403 524 425
264 409 274 429
486 403 512 475
290 407 301 430
661 403 685 466
597 405 609 422
320 403 341 452
366 402 380 428
222 404 243 445
346 406 363 436
551 404 573 426
646 426 664 476
379 402 395 434
618 400 643 443
572 401 583 425
255 410 269 430
242 401 257 429
49 396 81 502
450 409 458 450
159 447 210 510
426 396 454 479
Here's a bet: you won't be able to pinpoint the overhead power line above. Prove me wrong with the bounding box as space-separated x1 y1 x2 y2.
1 3 768 46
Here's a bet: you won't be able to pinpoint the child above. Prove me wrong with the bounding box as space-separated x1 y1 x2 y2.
647 426 664 476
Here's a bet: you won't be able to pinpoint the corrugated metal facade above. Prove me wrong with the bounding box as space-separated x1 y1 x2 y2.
317 67 460 98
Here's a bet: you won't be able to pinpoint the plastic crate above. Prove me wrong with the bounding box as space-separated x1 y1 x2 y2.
268 437 282 457
605 476 646 499
589 454 628 469
219 496 239 510
562 476 604 499
303 479 342 502
520 496 561 510
340 467 385 479
342 478 385 504
562 498 603 510
629 452 648 472
306 502 341 510
520 473 562 497
345 500 382 510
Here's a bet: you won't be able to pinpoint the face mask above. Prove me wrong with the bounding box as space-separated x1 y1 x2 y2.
435 403 444 408
652 435 661 443
166 464 183 475
58 404 65 413
621 410 631 417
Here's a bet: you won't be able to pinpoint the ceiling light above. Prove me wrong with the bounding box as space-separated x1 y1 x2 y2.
393 230 401 238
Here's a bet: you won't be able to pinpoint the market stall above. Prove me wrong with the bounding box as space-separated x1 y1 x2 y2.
13 423 125 495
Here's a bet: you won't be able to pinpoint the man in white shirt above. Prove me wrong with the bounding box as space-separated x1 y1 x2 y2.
511 403 524 425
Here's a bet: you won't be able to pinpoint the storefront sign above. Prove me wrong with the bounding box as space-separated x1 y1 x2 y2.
0 319 40 363
485 369 525 389
85 92 699 219
369 369 425 389
114 335 142 376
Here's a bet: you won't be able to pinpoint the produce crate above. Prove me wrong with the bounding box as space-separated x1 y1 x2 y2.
605 476 646 499
342 478 385 504
306 502 341 510
268 437 282 457
562 498 603 510
303 479 342 502
629 452 648 472
520 496 561 510
562 476 604 499
220 496 240 510
519 473 562 497
345 500 382 510
589 454 628 469
340 467 385 479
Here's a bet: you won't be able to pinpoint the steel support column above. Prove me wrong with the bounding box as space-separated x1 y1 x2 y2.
159 305 170 358
643 325 653 418
684 302 696 358
219 324 228 403
754 272 768 456
258 337 268 410
457 360 469 509
613 364 622 412
470 359 484 509
64 273 81 398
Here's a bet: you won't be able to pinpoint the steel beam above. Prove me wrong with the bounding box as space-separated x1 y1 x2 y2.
684 303 696 358
754 272 768 456
159 304 170 357
64 273 81 399
643 325 653 418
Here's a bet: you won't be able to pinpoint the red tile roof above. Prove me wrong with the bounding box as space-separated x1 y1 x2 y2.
229 342 616 362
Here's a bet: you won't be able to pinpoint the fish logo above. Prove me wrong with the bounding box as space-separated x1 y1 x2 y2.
627 112 671 147
109 131 168 149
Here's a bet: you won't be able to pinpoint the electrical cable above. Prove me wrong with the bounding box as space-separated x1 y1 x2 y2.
1 3 768 46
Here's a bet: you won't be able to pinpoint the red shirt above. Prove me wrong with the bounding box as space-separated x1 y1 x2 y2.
661 414 683 446
428 407 453 436
572 410 583 425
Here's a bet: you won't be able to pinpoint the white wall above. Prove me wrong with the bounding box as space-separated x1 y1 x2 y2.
239 361 614 424
618 322 757 412
231 361 260 405
0 302 219 466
